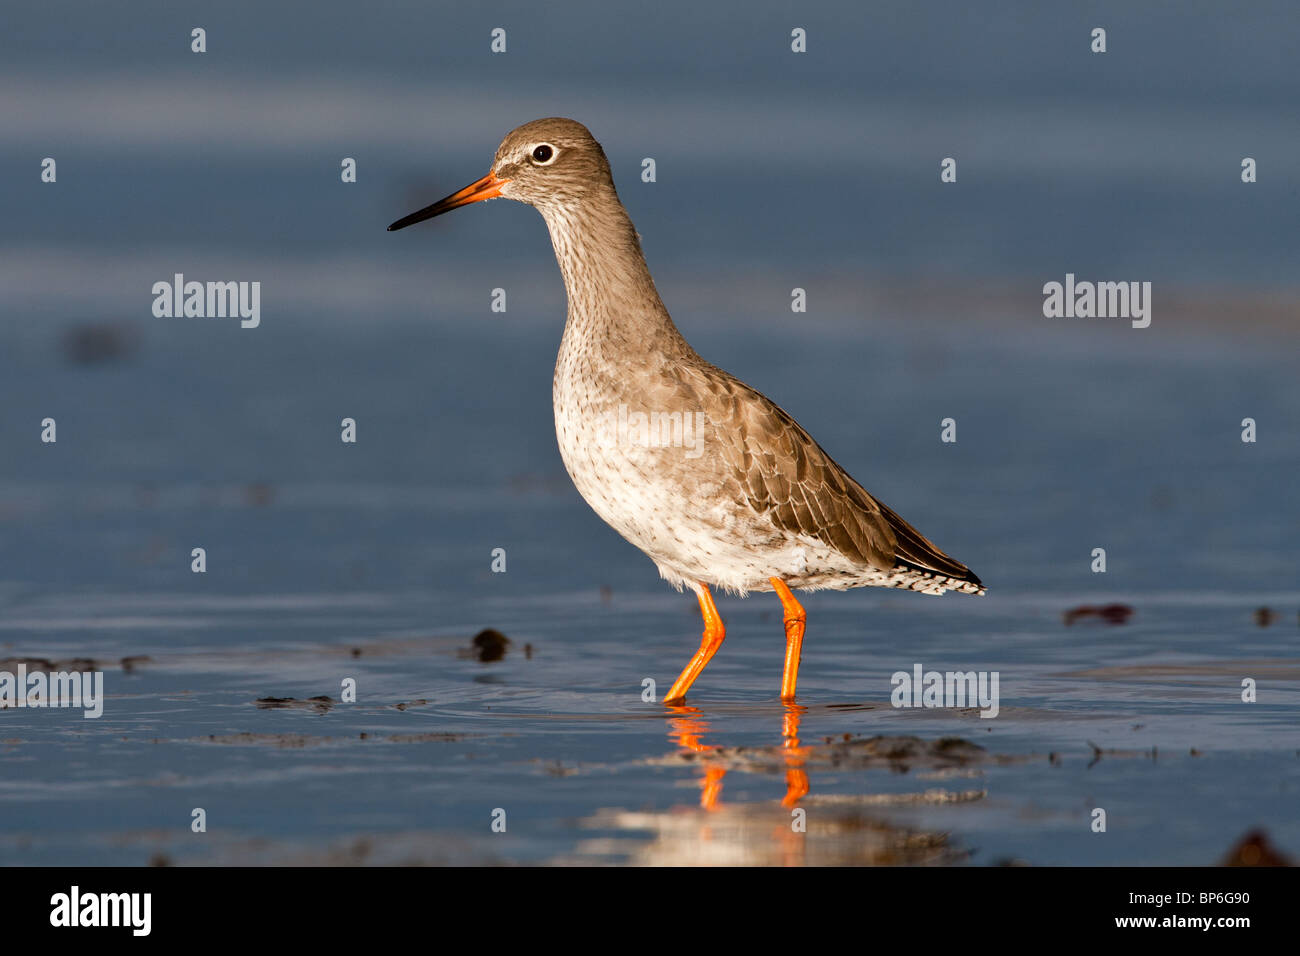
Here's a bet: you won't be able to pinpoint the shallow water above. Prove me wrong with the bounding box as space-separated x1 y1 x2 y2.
3 0 1298 866
2 311 1297 866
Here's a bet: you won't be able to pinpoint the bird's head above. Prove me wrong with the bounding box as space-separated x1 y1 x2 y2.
387 117 612 231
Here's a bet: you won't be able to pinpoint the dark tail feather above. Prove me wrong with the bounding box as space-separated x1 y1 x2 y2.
877 499 984 591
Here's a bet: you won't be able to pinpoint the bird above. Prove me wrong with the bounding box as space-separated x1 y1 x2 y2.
389 118 984 705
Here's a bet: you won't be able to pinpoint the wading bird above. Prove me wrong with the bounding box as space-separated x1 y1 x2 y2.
390 118 984 704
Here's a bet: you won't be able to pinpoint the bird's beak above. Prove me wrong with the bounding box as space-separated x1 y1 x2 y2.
387 171 509 232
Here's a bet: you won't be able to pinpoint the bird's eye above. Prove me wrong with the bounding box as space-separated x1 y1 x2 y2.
531 144 556 164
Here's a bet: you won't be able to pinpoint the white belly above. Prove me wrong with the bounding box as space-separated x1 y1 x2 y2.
552 357 861 595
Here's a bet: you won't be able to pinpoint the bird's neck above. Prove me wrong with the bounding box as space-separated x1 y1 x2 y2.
541 190 684 355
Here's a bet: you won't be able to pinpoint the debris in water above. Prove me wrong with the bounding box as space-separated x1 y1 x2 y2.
464 629 511 662
1220 829 1292 867
1064 603 1134 626
255 696 334 714
62 322 140 364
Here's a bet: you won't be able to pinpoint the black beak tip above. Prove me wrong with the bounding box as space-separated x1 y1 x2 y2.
387 209 436 232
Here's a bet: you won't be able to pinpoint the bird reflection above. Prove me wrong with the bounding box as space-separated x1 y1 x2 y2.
665 702 810 810
565 707 978 864
780 703 810 808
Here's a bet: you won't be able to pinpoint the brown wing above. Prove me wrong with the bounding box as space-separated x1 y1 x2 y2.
682 362 979 584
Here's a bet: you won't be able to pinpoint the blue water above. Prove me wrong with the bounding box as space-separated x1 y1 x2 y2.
2 0 1298 866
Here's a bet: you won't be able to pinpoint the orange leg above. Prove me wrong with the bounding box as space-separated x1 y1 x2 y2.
770 578 806 701
664 584 725 705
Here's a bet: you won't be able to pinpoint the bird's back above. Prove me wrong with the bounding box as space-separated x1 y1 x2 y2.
674 355 985 595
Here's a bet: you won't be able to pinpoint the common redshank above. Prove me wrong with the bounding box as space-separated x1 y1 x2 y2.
389 118 985 704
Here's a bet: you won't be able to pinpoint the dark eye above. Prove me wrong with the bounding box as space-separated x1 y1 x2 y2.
531 144 555 164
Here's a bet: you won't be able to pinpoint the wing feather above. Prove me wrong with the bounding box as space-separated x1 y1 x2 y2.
683 363 980 586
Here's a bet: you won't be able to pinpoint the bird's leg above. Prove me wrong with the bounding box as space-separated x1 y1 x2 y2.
663 584 725 705
770 578 806 701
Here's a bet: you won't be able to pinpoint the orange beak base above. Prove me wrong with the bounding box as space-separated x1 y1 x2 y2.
387 171 508 231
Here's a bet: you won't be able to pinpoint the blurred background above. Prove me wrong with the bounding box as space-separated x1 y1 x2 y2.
1 1 1297 866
